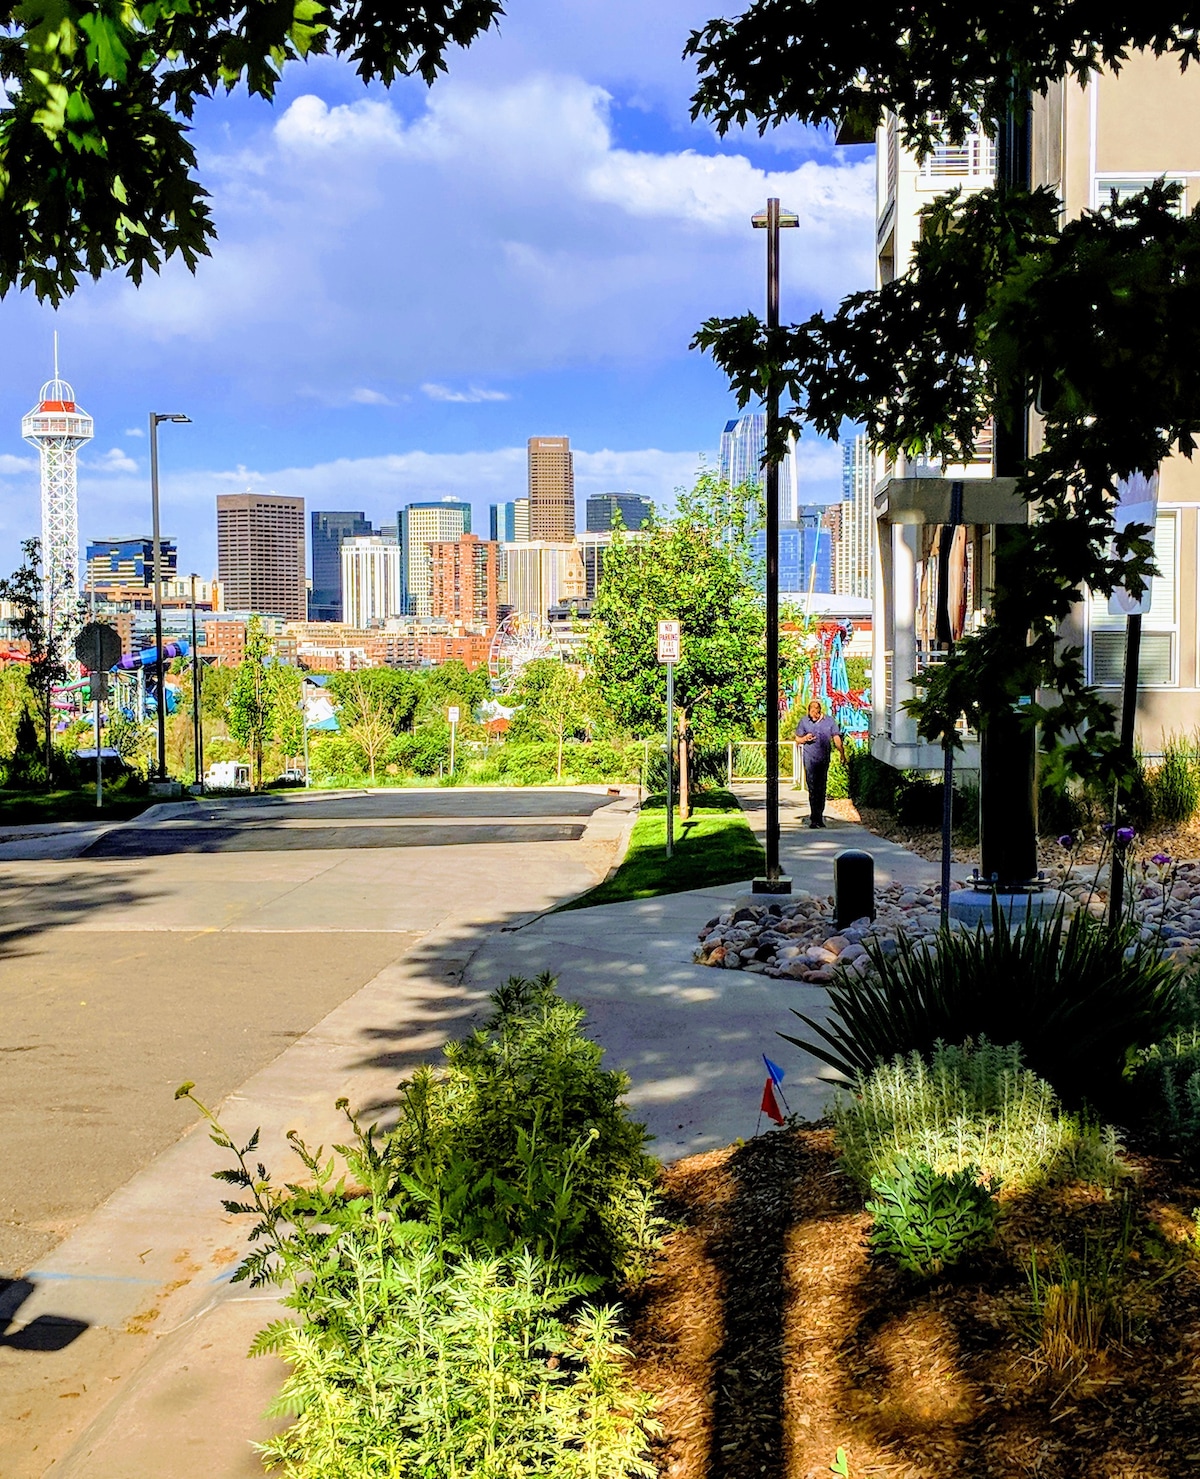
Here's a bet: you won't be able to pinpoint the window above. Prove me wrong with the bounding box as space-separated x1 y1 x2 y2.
1094 177 1188 215
1087 510 1178 686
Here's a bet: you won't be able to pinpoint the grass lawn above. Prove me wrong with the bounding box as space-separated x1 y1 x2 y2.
0 787 162 825
559 788 764 910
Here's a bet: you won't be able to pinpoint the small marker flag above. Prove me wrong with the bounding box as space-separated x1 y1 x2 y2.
763 1055 785 1086
760 1076 786 1126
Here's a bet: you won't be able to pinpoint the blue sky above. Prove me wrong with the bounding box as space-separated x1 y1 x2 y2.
0 0 876 580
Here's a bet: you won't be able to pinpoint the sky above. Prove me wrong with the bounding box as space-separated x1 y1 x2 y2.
0 0 876 580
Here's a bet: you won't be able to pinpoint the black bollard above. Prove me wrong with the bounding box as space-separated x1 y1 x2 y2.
834 849 875 930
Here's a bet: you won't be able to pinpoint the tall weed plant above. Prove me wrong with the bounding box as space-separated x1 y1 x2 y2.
832 1041 1121 1193
177 973 663 1477
785 909 1185 1110
1148 731 1200 827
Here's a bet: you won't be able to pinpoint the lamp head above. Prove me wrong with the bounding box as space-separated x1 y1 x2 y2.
752 201 800 229
153 412 192 425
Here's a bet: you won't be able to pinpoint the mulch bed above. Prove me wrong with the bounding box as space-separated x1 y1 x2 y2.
627 1126 1200 1479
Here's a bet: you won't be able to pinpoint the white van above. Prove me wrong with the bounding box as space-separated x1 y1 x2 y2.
205 760 251 790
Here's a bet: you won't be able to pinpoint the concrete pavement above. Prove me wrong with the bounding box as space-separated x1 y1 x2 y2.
0 783 946 1477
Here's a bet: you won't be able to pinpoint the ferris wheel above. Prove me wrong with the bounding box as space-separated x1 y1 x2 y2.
488 612 556 687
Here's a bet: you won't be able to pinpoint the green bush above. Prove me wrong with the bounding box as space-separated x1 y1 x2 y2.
832 1041 1121 1194
845 748 900 809
643 741 728 793
784 909 1185 1110
866 1159 998 1277
179 973 662 1477
386 727 450 776
1132 1027 1200 1162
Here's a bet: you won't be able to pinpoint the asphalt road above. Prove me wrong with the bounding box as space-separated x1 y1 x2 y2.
0 788 621 1275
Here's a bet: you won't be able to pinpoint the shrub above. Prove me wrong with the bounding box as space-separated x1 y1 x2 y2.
845 748 900 810
385 972 661 1282
783 909 1185 1110
866 1159 998 1277
1149 732 1200 827
1131 1026 1200 1162
386 727 450 776
644 741 728 793
832 1041 1121 1194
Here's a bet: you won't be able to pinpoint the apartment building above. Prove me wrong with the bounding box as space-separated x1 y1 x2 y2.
866 56 1200 768
430 533 499 629
216 493 306 620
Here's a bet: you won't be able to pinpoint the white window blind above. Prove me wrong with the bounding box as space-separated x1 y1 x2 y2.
1088 510 1177 686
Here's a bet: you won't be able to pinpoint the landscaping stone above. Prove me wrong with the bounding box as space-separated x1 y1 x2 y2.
695 856 1200 981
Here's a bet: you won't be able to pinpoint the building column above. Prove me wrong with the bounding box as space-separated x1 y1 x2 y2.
891 520 921 748
872 514 892 743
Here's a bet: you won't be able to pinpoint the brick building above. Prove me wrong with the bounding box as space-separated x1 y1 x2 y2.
430 533 499 630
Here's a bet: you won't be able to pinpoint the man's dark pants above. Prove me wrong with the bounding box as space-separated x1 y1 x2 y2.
804 756 829 826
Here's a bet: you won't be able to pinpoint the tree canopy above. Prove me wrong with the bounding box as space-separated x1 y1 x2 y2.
589 477 766 746
0 0 505 302
687 2 1200 153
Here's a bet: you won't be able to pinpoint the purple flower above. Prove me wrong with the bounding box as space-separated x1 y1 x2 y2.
1057 834 1075 848
1102 823 1114 836
1116 826 1136 845
1152 852 1172 866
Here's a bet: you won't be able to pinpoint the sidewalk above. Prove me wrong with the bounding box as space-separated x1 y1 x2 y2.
6 790 945 1478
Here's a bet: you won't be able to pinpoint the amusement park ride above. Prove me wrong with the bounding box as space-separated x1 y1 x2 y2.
786 620 870 734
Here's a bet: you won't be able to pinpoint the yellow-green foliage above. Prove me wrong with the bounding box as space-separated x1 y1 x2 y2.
833 1040 1122 1193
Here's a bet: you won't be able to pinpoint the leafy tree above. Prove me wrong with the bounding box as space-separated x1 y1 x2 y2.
200 662 236 723
226 616 273 789
328 667 420 734
690 7 1200 791
268 663 304 764
590 479 765 813
0 0 505 302
511 659 588 782
414 660 490 729
334 671 396 782
0 538 83 786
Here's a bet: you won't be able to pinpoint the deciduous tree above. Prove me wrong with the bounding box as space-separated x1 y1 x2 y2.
227 616 273 789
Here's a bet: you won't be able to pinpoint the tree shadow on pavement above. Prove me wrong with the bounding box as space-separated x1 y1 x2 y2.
0 866 160 963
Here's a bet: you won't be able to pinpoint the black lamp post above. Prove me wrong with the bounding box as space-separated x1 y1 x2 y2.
752 198 798 895
148 411 190 781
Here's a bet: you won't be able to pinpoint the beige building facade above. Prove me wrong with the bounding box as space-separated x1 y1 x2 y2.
527 436 575 541
870 58 1200 770
216 492 306 620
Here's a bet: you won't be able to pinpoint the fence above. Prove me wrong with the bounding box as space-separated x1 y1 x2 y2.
727 740 805 787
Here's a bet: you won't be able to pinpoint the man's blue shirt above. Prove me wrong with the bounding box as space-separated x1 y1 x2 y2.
796 714 841 766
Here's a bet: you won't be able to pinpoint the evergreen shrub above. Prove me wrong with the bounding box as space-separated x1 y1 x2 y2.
867 1159 998 1277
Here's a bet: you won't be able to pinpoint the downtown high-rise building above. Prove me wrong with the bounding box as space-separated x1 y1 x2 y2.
752 505 832 595
717 412 799 518
217 491 306 619
430 533 499 629
585 492 653 532
490 502 516 543
310 510 373 621
836 433 875 599
527 436 575 541
398 499 472 617
341 535 403 629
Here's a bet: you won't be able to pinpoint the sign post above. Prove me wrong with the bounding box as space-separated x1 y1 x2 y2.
74 622 122 809
448 705 460 776
657 621 681 859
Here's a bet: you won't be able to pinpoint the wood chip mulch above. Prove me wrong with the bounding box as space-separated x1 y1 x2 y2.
625 1127 1200 1479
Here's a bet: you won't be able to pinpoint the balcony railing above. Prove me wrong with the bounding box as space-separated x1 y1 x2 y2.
920 132 996 180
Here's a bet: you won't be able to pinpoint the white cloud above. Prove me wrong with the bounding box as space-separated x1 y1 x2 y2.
124 426 145 437
0 453 37 475
65 74 873 393
422 383 511 404
349 387 393 406
89 447 139 474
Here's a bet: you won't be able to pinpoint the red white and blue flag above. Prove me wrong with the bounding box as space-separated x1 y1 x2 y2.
759 1054 788 1126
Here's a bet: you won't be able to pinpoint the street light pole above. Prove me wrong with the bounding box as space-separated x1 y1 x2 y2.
148 411 191 782
753 197 798 895
190 572 203 789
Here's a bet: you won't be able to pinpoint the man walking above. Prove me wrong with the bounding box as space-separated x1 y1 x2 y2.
796 698 845 829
